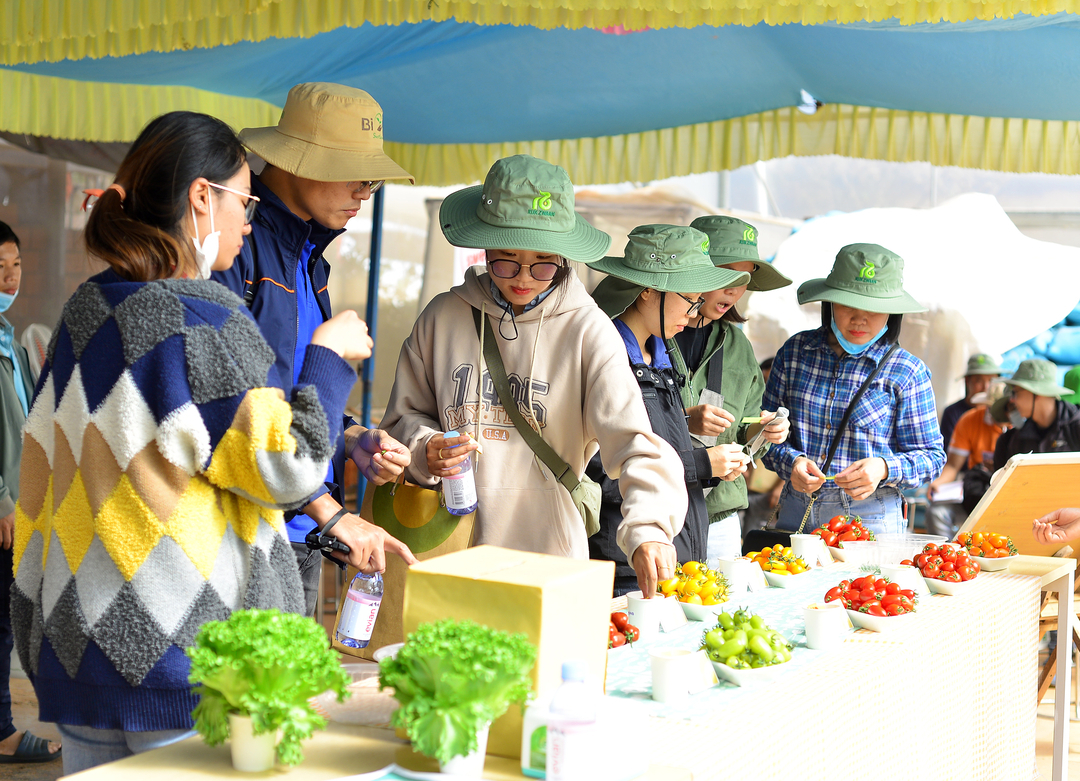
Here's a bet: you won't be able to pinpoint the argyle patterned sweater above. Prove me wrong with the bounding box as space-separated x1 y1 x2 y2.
10 270 356 731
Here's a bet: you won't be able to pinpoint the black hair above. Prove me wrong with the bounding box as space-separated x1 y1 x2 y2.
0 220 19 249
84 111 247 281
759 356 774 372
821 302 902 344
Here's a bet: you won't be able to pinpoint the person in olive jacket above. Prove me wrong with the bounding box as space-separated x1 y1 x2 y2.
667 216 793 560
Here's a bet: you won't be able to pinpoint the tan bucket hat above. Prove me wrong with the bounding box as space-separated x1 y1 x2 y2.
240 83 414 184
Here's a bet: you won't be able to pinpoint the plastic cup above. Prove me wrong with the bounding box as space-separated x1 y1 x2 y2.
803 602 850 650
649 649 697 703
626 591 663 640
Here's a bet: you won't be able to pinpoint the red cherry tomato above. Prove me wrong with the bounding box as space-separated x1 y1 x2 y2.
610 632 626 648
861 605 888 617
623 624 640 642
611 612 630 631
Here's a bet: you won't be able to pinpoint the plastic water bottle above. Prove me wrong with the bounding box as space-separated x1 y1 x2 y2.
442 430 478 515
335 571 383 648
546 661 598 781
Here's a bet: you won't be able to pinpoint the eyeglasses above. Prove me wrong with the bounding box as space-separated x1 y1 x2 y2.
488 259 563 281
347 180 384 194
208 182 260 224
674 291 706 315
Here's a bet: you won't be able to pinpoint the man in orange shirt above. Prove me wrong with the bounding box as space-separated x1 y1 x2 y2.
926 382 1010 536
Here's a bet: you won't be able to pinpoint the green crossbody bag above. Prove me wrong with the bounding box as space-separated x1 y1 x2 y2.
473 308 602 537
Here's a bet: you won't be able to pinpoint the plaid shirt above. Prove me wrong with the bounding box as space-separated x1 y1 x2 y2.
761 327 945 489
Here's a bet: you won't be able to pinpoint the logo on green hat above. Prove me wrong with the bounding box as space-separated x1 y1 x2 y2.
740 226 757 246
529 191 555 216
857 258 877 284
701 237 710 255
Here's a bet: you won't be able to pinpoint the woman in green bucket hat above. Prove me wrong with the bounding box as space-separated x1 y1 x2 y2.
586 224 753 594
992 358 1080 472
382 155 689 597
761 244 946 537
665 215 793 561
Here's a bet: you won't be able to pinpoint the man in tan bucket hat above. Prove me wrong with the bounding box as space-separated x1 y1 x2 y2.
213 83 417 616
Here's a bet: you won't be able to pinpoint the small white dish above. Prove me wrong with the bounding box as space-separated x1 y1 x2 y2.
924 575 977 596
372 642 404 663
709 658 786 686
845 608 915 632
678 600 727 622
970 554 1016 572
828 546 849 562
763 570 811 588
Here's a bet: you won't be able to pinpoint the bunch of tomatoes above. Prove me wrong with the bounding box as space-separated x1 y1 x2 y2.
811 515 875 548
904 542 980 582
656 560 730 605
701 608 792 669
824 574 917 616
748 544 811 575
608 611 640 649
955 531 1017 559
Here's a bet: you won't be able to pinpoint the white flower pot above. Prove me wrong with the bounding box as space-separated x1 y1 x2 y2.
438 723 490 778
229 713 278 772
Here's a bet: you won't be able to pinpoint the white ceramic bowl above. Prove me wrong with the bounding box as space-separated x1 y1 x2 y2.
763 570 811 588
845 608 915 632
828 545 849 562
924 575 977 596
970 554 1016 572
678 600 728 622
372 642 404 663
710 658 785 687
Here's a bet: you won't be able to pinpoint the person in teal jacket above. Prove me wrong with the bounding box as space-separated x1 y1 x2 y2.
667 216 792 561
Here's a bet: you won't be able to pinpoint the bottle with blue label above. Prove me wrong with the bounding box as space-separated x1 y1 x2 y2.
442 430 478 515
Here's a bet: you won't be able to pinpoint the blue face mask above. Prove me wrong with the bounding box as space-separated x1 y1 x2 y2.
830 315 887 355
0 290 17 313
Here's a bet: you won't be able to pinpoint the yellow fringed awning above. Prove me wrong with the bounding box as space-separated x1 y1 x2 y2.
4 69 1080 183
387 104 1080 185
3 0 1080 64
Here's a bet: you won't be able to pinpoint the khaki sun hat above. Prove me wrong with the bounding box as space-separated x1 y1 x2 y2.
963 353 1002 377
1002 358 1073 398
689 215 792 292
240 83 414 183
588 225 750 318
970 379 1008 407
439 155 611 262
797 243 926 314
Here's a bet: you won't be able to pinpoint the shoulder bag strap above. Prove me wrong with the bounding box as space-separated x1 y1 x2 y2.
472 308 581 494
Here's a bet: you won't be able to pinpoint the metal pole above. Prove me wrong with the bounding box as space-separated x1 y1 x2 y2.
357 186 385 511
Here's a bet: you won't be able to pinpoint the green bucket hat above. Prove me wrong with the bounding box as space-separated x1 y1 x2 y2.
587 225 751 318
1063 365 1080 405
689 215 792 292
797 243 926 314
964 353 1002 377
1002 359 1073 398
439 154 611 262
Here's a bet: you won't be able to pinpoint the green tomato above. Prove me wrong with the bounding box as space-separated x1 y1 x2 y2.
749 614 766 630
747 634 775 663
717 612 734 630
704 628 725 650
732 608 751 625
774 646 792 664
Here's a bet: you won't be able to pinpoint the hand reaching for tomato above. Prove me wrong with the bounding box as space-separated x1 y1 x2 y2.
1033 508 1080 546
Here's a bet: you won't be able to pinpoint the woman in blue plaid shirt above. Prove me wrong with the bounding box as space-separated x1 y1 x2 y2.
761 244 945 536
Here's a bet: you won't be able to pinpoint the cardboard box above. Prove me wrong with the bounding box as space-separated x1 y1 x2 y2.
402 545 615 759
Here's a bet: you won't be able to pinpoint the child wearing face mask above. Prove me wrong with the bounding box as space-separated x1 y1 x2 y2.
762 244 945 537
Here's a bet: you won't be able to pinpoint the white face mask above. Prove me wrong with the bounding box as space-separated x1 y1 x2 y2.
190 195 220 280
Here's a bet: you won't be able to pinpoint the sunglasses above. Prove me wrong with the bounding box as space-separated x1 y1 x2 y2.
347 180 384 194
488 259 564 281
208 182 260 224
673 291 706 316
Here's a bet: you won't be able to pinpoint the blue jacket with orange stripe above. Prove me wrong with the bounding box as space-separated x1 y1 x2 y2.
213 172 352 510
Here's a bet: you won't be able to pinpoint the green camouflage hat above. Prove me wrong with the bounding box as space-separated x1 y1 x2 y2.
797 243 926 314
1002 359 1073 398
964 353 1002 377
689 215 792 292
1061 365 1080 405
439 155 611 262
588 225 750 318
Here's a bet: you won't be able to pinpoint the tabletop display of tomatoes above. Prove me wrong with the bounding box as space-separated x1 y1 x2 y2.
913 542 980 582
700 608 793 669
823 574 918 616
955 531 1018 559
811 515 876 548
656 560 731 605
748 544 811 575
609 611 640 648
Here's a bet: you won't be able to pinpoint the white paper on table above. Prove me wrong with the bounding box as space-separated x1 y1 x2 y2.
930 480 964 504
